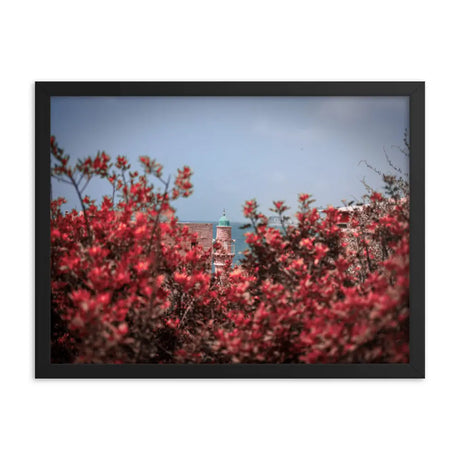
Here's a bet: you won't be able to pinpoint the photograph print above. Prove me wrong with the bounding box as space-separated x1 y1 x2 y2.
41 83 423 376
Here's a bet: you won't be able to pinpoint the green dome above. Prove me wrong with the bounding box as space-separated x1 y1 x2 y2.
218 210 230 226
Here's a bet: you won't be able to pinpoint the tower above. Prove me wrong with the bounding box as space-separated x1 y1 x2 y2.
213 209 235 274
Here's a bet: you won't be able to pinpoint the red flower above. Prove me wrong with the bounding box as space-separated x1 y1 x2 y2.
243 200 256 217
298 193 310 202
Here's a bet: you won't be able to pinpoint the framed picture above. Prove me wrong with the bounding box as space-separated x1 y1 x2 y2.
36 82 424 378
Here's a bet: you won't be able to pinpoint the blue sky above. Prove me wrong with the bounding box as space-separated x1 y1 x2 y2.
51 96 409 221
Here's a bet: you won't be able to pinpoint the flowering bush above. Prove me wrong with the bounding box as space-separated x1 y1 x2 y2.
51 137 409 364
213 192 409 363
50 137 218 363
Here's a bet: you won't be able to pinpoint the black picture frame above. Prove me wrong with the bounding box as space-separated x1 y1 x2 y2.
36 81 425 378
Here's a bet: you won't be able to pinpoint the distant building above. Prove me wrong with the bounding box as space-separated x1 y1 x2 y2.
177 222 213 252
178 210 235 275
212 210 235 274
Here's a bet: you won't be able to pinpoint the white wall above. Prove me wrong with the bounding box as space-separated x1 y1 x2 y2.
1 1 458 459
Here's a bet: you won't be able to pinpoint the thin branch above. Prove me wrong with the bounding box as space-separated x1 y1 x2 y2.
121 170 128 200
383 147 404 175
68 173 93 245
147 175 171 255
80 177 92 194
76 171 86 187
52 176 73 186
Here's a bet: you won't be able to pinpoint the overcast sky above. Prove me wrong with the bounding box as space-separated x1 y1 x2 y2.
51 96 409 222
